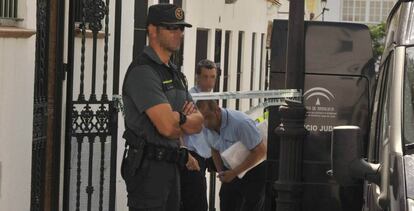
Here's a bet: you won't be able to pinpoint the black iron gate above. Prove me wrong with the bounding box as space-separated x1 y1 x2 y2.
63 0 122 210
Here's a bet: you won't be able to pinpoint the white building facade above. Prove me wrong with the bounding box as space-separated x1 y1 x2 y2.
0 0 37 210
315 0 397 24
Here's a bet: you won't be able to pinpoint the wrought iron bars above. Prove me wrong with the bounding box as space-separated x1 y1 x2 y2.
66 0 116 210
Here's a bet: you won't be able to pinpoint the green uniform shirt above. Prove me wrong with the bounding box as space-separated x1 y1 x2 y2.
123 46 191 149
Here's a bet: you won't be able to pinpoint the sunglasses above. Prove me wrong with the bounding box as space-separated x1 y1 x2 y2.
159 24 185 31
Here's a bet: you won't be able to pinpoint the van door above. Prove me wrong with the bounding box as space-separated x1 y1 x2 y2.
364 51 394 211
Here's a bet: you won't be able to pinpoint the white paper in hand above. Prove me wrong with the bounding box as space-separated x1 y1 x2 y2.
220 120 268 178
256 120 268 147
221 142 266 178
221 142 250 178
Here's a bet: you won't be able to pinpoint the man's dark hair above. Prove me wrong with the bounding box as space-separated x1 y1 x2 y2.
196 100 219 111
196 59 217 75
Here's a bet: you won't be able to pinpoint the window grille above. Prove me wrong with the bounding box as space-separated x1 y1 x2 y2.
0 0 18 19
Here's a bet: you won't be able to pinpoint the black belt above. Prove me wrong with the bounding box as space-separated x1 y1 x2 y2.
122 128 189 179
144 144 187 164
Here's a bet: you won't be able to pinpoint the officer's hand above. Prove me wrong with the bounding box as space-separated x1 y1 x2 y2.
186 153 200 171
217 170 237 183
182 101 197 115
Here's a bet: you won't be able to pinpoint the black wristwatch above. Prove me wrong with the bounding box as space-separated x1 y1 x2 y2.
178 112 187 125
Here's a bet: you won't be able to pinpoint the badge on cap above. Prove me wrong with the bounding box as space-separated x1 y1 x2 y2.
175 8 184 20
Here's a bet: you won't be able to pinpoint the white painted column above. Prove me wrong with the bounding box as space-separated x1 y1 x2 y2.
240 32 252 112
227 31 237 109
115 0 135 210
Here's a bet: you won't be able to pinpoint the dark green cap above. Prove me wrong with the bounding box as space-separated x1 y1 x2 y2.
147 4 192 27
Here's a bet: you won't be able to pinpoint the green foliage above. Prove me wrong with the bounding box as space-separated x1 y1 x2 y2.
369 22 386 61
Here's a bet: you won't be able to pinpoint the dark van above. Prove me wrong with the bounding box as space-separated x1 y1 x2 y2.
267 19 376 211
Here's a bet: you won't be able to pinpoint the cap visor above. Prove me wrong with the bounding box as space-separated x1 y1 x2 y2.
159 21 192 28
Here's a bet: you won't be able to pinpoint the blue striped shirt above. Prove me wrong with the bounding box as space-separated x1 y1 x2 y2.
206 108 262 154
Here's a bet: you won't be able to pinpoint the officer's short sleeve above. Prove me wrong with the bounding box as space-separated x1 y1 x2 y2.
187 92 193 102
124 65 168 113
236 119 262 150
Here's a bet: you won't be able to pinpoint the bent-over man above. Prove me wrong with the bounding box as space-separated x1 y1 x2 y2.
196 100 267 211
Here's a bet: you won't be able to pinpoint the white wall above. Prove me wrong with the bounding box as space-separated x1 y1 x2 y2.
0 37 36 211
0 1 37 210
115 0 135 210
322 0 341 22
270 0 288 20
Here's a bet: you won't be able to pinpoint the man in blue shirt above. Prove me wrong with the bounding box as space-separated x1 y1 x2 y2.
196 100 267 211
181 59 217 211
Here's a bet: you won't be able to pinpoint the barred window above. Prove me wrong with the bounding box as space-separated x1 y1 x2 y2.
342 0 354 21
381 1 395 21
342 0 396 23
369 1 381 22
354 1 367 22
0 0 18 19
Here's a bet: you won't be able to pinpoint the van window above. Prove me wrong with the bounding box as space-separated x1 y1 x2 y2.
378 53 393 162
404 47 414 146
369 53 392 162
381 69 391 146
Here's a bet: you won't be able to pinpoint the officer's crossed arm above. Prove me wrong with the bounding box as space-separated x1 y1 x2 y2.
145 101 203 139
146 103 183 139
180 101 203 135
125 67 202 139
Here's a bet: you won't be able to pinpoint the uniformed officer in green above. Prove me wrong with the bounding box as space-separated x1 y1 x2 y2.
121 4 204 211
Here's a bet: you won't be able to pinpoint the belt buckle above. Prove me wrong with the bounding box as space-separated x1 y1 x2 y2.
155 148 165 161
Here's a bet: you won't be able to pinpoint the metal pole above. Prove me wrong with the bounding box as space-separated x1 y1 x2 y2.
63 0 76 209
209 172 216 211
109 0 123 209
49 0 66 209
274 0 307 211
284 0 305 90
